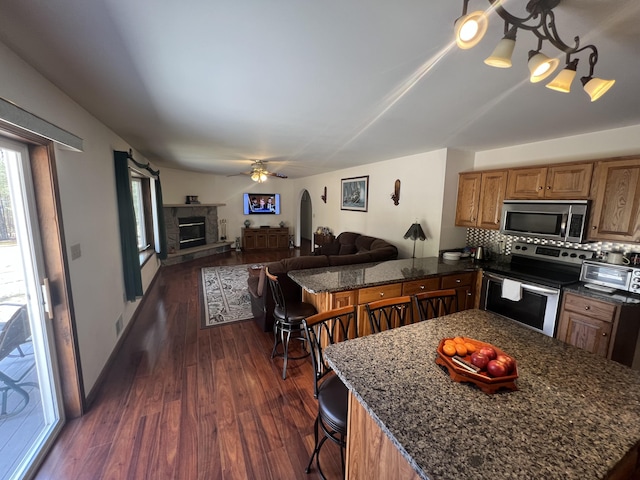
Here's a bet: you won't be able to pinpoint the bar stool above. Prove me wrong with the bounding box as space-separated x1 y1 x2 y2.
265 267 317 379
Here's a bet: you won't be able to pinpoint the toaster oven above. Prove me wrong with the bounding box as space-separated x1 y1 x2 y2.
580 260 640 294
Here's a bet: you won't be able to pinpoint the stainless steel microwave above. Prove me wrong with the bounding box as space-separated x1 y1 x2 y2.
500 200 590 243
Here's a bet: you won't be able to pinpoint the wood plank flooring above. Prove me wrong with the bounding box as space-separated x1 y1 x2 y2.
35 242 344 479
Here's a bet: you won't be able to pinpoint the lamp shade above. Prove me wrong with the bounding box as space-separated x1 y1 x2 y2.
454 11 488 50
403 223 427 241
581 76 616 102
546 59 578 93
528 50 559 83
484 27 517 68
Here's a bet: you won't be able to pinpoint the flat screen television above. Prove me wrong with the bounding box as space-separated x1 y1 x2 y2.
243 193 281 214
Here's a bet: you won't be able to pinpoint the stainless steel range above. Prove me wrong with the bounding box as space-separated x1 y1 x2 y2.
480 242 594 337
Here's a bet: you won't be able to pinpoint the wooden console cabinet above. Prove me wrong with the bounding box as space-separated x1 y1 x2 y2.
242 227 289 250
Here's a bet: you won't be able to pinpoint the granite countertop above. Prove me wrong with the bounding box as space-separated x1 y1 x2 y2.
563 282 640 305
324 309 640 480
287 256 479 293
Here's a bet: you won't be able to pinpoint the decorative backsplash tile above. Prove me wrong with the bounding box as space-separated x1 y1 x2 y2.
466 228 640 259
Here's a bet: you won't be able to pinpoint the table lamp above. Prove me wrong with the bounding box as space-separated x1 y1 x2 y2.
403 222 426 258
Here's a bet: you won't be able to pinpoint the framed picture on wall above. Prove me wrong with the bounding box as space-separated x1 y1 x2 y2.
341 175 369 212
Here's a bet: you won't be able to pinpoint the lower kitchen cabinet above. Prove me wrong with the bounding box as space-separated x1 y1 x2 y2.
557 291 640 366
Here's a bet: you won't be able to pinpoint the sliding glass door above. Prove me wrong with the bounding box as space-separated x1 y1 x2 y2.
0 138 63 480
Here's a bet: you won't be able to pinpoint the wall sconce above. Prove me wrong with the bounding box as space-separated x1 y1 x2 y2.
391 179 401 206
321 186 327 203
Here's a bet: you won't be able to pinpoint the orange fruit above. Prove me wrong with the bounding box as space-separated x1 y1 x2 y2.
443 344 457 356
453 336 465 344
444 339 456 346
455 343 468 356
464 342 476 354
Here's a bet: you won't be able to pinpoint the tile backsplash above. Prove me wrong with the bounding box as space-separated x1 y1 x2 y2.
466 228 640 259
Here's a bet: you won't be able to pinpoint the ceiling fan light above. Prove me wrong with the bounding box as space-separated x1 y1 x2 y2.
454 11 488 50
259 172 267 182
581 76 616 102
484 27 517 68
528 50 559 83
546 60 579 93
250 171 260 182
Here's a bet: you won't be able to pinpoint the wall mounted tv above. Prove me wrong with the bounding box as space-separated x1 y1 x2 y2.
243 193 281 214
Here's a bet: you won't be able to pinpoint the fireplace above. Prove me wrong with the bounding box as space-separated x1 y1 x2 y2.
178 216 206 249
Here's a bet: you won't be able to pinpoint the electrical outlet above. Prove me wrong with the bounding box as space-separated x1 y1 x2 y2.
70 243 81 260
115 315 123 336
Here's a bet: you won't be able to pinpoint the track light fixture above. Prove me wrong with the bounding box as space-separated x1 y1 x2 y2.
454 0 615 101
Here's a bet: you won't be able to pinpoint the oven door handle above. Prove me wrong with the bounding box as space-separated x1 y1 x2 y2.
484 273 559 295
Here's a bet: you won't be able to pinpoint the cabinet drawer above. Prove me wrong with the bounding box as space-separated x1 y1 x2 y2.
402 278 440 295
440 273 475 289
563 292 617 322
358 284 402 304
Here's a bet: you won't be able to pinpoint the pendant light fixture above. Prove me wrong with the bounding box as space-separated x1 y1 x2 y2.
454 0 615 101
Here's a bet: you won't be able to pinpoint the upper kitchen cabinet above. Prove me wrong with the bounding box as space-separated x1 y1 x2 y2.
505 162 593 200
588 158 640 242
455 170 508 230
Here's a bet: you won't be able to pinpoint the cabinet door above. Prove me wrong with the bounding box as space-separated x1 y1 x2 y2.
243 230 256 250
546 163 593 199
506 167 547 199
255 232 268 249
277 232 289 249
454 286 474 312
557 310 613 357
477 171 508 230
455 172 482 227
589 158 640 242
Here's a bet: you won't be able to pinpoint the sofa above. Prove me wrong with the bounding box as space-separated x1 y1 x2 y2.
248 232 398 331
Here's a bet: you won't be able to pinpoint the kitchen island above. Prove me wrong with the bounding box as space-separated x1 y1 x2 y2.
324 309 640 480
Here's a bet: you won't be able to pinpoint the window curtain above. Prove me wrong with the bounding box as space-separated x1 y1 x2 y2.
114 150 143 301
155 177 167 260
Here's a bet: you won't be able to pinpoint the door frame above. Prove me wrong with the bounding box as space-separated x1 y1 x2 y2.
1 121 84 418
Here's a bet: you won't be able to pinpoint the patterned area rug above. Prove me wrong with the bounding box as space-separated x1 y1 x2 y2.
201 265 253 328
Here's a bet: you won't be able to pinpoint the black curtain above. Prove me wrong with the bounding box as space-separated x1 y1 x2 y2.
114 150 143 301
155 176 167 260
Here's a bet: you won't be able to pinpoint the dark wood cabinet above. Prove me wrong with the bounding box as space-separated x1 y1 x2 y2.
313 232 335 249
242 227 289 250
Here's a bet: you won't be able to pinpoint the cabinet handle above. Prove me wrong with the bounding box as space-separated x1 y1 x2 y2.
456 279 461 283
537 186 543 190
585 305 591 310
380 292 384 297
546 186 551 190
592 225 597 230
420 285 425 290
602 332 607 337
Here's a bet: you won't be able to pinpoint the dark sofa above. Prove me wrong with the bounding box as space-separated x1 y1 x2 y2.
248 232 398 331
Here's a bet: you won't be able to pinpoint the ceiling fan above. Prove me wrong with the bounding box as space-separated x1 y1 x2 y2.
232 160 288 182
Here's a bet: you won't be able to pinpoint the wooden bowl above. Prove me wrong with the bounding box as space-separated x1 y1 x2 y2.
435 337 518 394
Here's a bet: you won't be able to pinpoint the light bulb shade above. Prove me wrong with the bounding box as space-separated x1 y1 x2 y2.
403 223 427 241
581 76 616 102
528 51 559 83
484 38 516 68
259 172 267 182
454 11 488 50
250 171 260 182
546 68 577 93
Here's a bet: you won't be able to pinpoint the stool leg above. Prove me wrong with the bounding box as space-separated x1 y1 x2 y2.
282 329 292 379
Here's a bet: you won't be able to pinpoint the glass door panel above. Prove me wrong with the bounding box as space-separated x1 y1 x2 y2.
0 139 63 480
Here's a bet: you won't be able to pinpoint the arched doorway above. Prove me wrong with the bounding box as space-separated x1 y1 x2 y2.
299 190 312 252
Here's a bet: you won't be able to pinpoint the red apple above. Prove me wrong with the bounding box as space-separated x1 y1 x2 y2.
487 359 508 377
479 346 497 360
495 354 515 373
470 351 489 369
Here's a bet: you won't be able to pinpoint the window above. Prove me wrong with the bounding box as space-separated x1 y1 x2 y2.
130 173 154 252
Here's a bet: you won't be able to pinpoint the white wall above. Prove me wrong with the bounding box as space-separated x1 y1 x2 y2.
0 41 160 396
290 149 463 258
474 124 640 169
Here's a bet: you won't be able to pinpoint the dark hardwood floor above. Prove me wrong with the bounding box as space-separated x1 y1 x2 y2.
35 239 344 479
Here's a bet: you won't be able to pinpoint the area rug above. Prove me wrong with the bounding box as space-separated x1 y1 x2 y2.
200 265 253 328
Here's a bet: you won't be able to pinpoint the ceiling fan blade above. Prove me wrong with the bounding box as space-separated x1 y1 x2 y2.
266 172 288 178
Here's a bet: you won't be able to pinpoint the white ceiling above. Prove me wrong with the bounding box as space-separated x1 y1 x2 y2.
1 0 639 179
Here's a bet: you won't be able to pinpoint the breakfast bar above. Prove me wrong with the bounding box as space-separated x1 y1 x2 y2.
324 309 640 479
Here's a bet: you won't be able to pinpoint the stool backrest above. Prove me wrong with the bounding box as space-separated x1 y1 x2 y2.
413 289 458 321
265 267 287 316
302 305 358 398
365 296 415 334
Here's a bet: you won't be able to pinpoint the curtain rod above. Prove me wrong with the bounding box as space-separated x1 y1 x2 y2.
124 149 160 177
